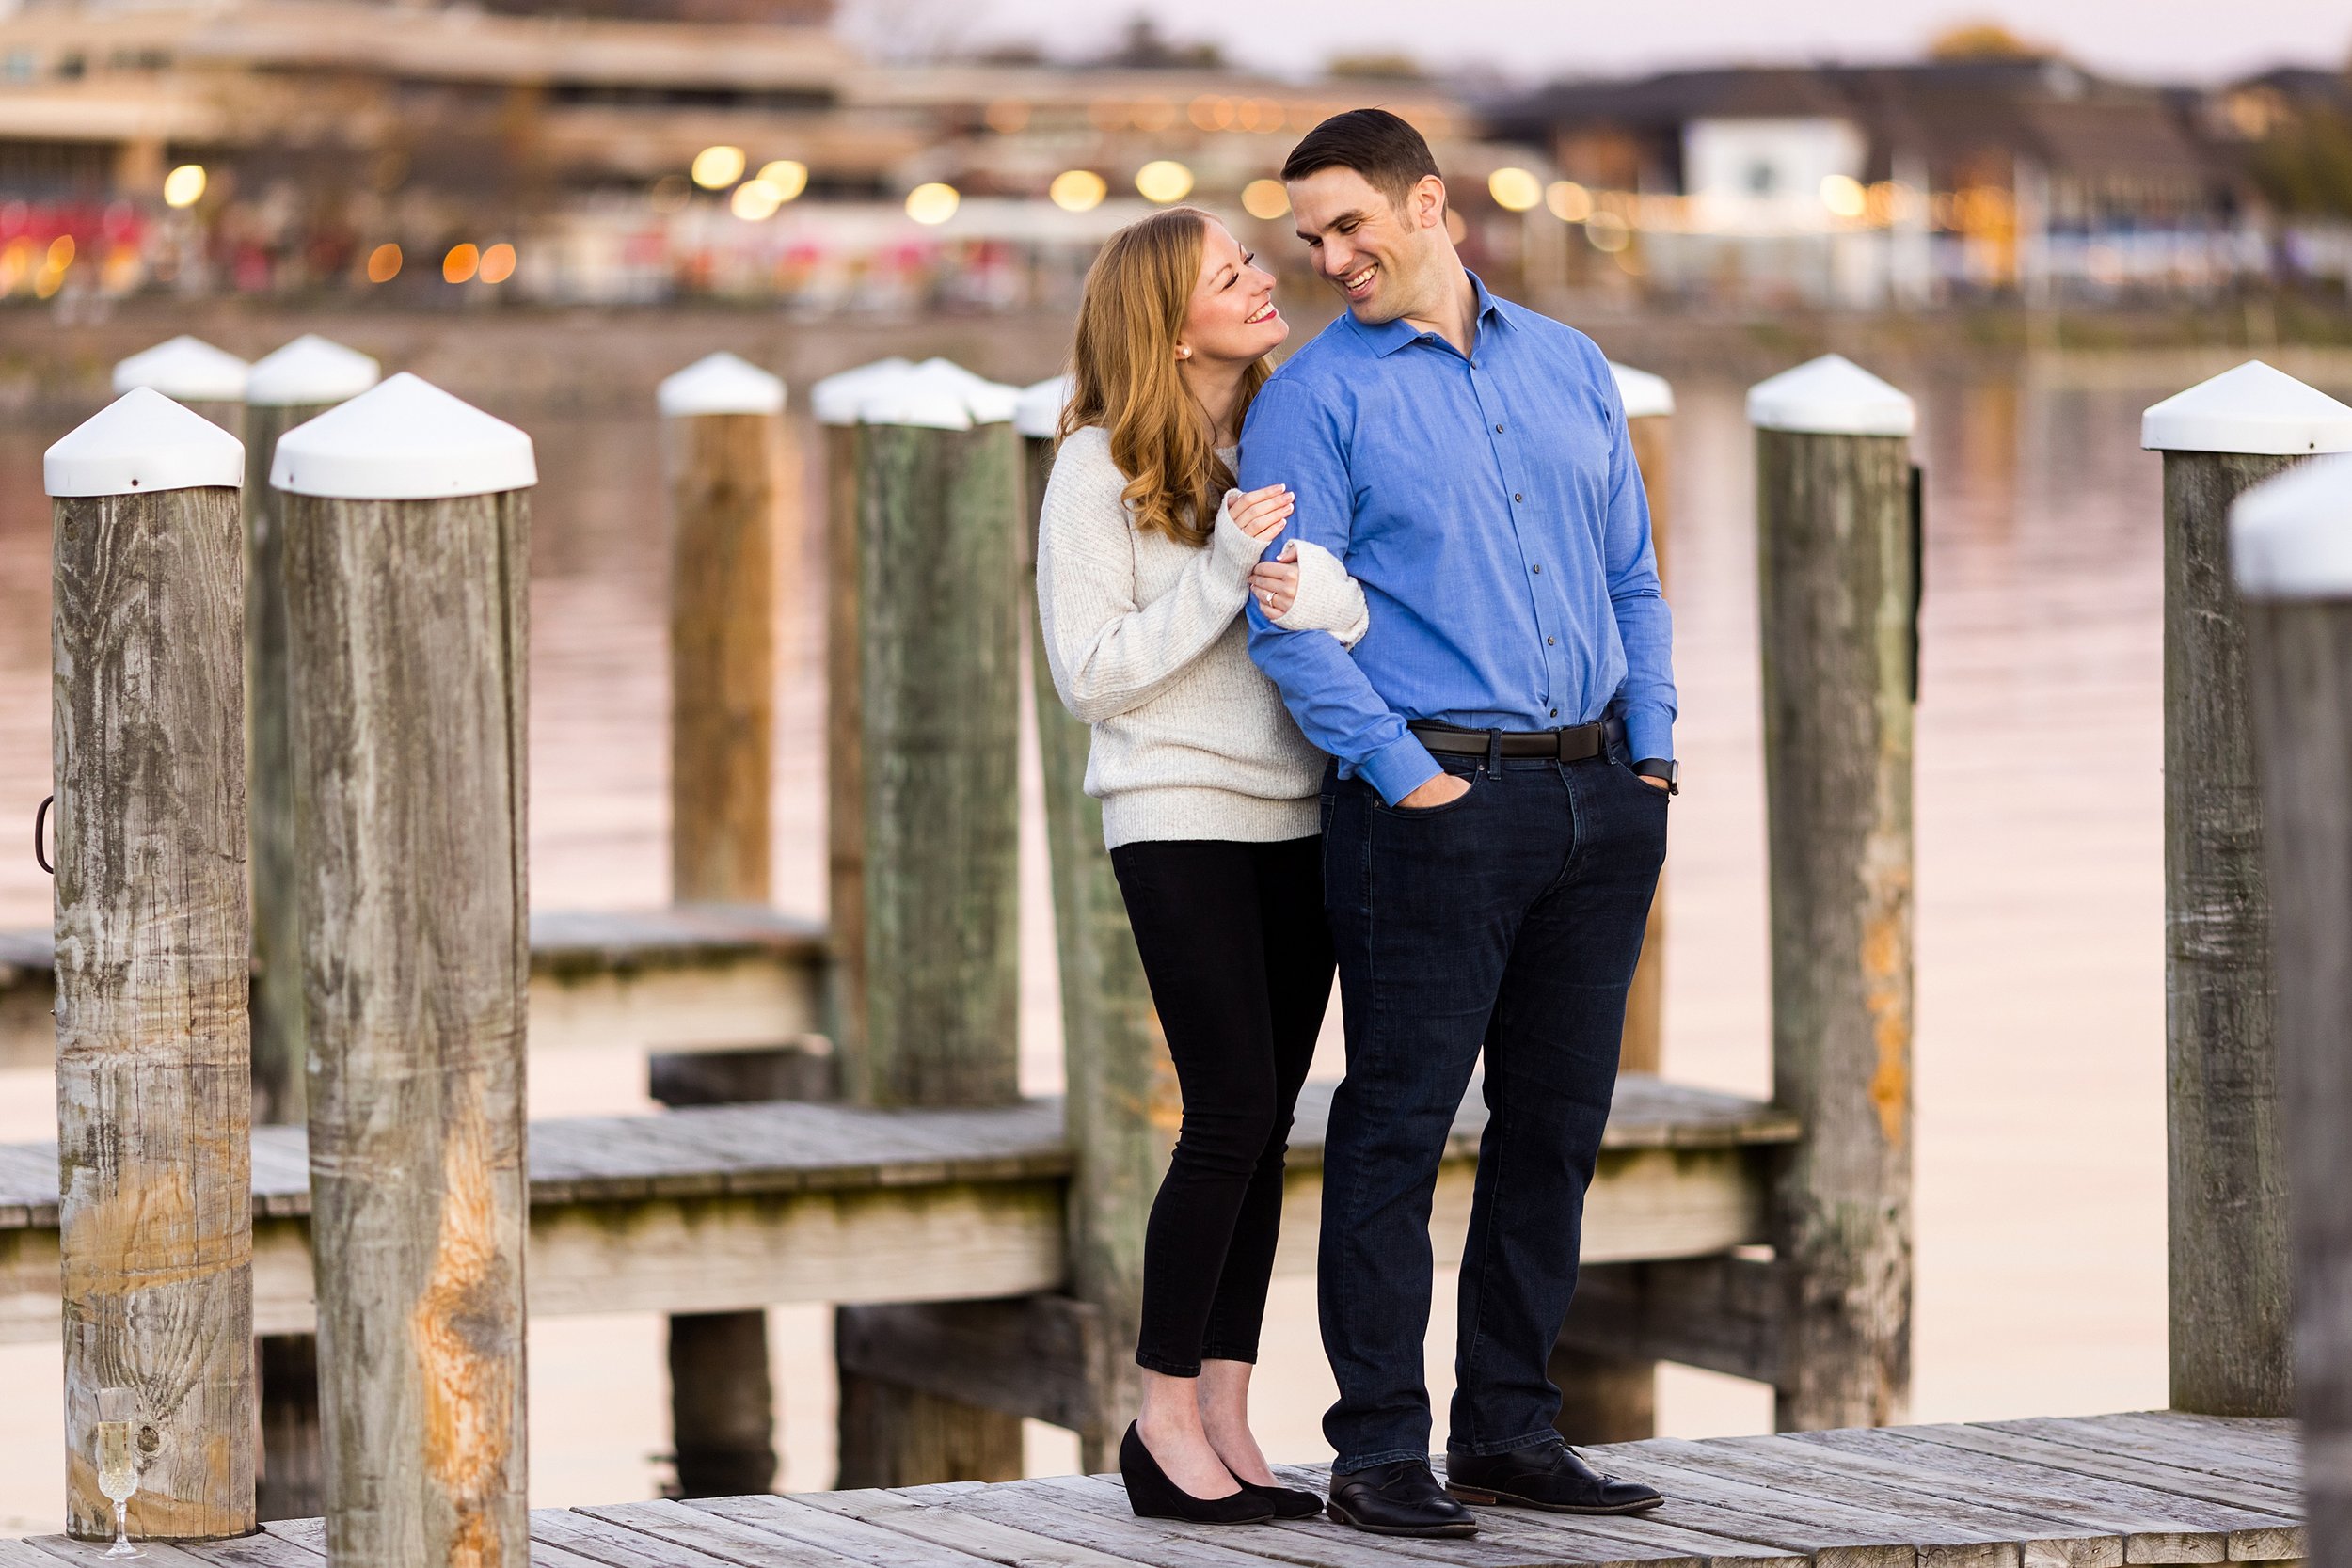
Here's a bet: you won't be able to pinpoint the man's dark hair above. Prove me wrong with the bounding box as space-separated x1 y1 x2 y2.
1280 108 1443 210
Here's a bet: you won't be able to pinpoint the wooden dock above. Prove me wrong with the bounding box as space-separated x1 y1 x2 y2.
0 906 830 1072
0 1072 1793 1345
4 1412 2303 1568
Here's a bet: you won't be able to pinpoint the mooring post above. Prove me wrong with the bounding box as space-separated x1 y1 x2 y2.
826 357 1026 1487
2142 360 2352 1418
273 372 535 1566
112 333 250 432
811 356 911 1074
1015 373 1174 1473
2233 453 2352 1566
1748 355 1918 1432
1550 359 1676 1448
654 350 789 1498
240 332 381 1524
46 388 256 1540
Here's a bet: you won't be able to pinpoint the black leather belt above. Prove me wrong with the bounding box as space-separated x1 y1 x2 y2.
1407 718 1617 762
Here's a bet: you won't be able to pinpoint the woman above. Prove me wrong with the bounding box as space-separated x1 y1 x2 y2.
1035 207 1365 1525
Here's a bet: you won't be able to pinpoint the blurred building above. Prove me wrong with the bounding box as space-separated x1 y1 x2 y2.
1484 58 2280 308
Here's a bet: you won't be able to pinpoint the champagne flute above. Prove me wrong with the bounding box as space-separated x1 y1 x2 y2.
95 1387 142 1560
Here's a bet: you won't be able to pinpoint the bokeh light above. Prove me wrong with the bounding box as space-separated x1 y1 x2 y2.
443 243 480 283
1487 167 1543 212
731 180 783 220
366 243 402 283
46 235 73 270
1049 169 1107 213
1135 160 1194 204
479 243 516 284
1241 179 1289 220
162 164 207 209
905 182 960 225
1820 174 1867 218
1584 211 1632 252
756 160 809 202
1546 181 1594 222
691 145 745 190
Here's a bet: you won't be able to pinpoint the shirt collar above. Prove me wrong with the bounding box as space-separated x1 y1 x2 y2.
1346 271 1508 358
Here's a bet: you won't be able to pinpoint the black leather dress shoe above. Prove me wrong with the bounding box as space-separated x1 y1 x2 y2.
1326 1460 1478 1537
1445 1440 1663 1514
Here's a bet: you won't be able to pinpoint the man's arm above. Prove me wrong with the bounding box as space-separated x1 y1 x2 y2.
1239 378 1441 805
1597 367 1677 765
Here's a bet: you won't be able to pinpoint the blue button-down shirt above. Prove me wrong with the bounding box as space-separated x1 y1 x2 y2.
1241 276 1675 804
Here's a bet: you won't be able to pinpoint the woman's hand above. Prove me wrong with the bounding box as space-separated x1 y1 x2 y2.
1228 483 1293 541
1250 541 1300 617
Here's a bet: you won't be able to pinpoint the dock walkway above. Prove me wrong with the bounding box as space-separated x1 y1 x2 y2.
5 1413 2303 1568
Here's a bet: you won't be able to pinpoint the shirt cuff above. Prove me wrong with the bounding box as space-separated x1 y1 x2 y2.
1361 733 1443 806
1623 708 1674 767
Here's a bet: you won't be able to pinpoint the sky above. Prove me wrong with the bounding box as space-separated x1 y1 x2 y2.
877 0 2351 87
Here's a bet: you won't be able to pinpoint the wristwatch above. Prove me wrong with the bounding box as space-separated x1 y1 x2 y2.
1632 758 1678 796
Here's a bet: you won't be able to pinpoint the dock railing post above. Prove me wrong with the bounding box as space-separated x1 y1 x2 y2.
47 388 256 1542
241 332 381 1524
825 358 1027 1486
112 334 250 433
2141 360 2352 1418
273 372 535 1565
1550 360 1676 1447
1747 355 1918 1432
2233 453 2352 1564
1016 374 1173 1473
654 350 789 1498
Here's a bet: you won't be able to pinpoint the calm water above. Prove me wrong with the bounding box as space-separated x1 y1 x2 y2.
0 341 2341 1532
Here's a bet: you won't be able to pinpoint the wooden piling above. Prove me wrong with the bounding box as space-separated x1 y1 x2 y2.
1016 375 1174 1472
813 357 910 1073
1747 355 1918 1432
1550 360 1676 1449
2141 360 2352 1418
46 388 256 1540
112 334 250 433
655 351 789 1499
822 358 1026 1487
2233 452 2352 1567
272 372 535 1568
242 336 382 1524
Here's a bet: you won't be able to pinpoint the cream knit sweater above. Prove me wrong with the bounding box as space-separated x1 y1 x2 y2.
1036 425 1368 849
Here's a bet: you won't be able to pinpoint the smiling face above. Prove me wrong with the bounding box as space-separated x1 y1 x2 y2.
1286 165 1454 326
1175 219 1286 366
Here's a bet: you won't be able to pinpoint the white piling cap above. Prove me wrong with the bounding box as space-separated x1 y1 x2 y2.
245 334 382 408
2232 453 2352 600
111 335 250 402
1014 374 1075 439
271 372 536 499
2141 361 2352 456
658 352 786 418
1747 354 1915 437
1610 362 1675 420
810 357 914 426
45 386 245 498
858 358 1021 431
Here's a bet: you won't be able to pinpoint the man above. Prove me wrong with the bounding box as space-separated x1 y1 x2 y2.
1241 108 1675 1538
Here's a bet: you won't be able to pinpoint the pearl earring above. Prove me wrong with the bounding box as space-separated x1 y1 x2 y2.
1175 346 1191 360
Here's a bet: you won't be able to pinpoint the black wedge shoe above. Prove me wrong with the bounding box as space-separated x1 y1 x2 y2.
1120 1423 1277 1525
1234 1478 1324 1519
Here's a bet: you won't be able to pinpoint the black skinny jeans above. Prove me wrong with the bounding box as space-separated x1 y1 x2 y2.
1109 834 1334 1377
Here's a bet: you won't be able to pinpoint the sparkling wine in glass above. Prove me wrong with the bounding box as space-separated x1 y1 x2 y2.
95 1387 142 1560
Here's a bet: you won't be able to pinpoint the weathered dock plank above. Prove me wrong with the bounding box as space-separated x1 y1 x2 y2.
53 1414 2302 1568
1880 1424 2302 1522
0 906 829 1071
0 1074 1790 1344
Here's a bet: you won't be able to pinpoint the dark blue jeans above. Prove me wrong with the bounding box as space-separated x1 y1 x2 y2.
1316 739 1667 1472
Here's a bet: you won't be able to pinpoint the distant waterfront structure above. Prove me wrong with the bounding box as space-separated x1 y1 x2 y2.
0 0 2333 309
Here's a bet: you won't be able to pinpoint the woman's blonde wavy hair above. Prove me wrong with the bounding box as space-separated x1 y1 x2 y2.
1061 206 1272 547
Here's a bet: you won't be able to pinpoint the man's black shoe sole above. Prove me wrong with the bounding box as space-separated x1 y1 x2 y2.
1445 1483 1665 1515
1324 1497 1479 1537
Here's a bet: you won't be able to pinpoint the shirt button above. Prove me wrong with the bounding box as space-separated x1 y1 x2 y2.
1531 563 1542 574
1495 423 1505 433
1549 708 1560 718
1547 636 1556 645
1514 493 1524 502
